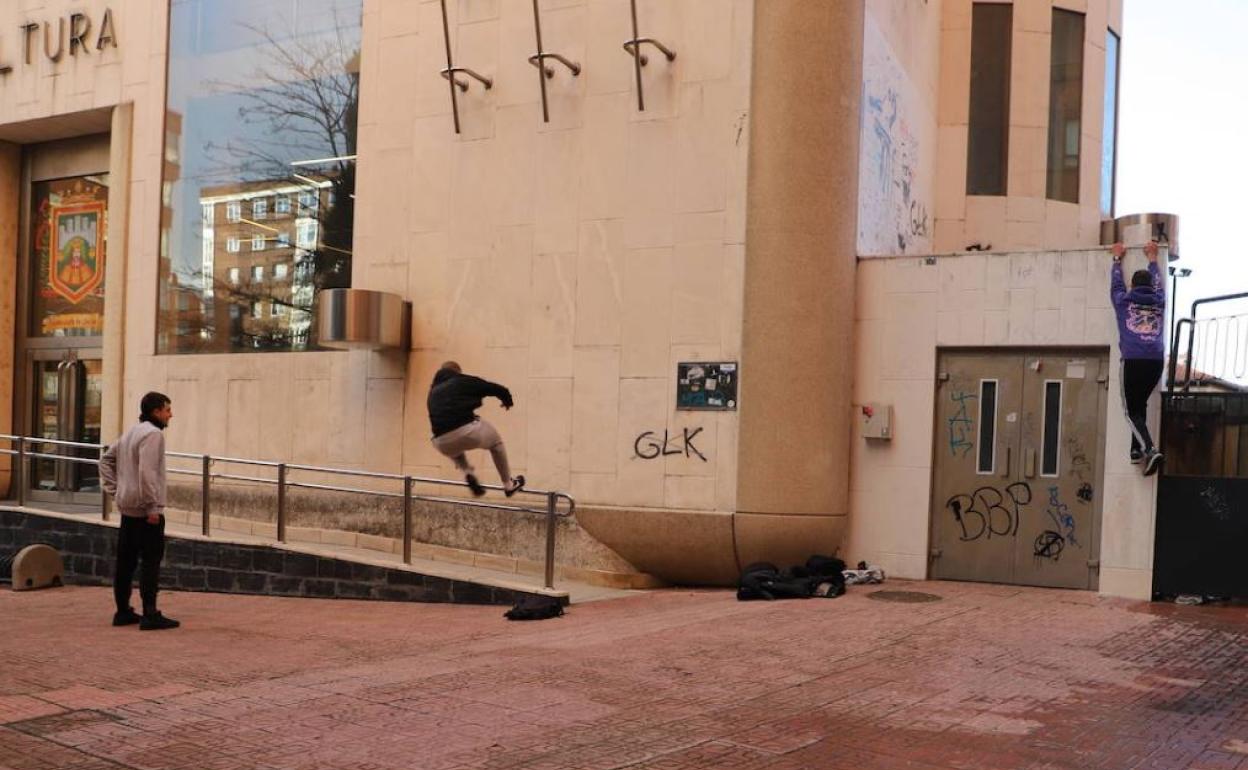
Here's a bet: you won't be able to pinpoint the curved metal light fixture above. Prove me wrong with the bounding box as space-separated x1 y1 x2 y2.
529 0 581 123
622 0 676 112
438 0 493 134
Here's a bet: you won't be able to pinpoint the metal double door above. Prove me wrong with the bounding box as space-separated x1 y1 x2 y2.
930 350 1108 589
25 348 104 504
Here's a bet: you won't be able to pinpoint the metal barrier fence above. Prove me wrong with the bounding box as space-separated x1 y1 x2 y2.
0 434 575 589
1168 291 1248 391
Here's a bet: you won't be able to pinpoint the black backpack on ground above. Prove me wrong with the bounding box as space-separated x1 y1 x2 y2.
504 595 565 620
806 554 846 579
738 561 819 601
736 556 847 601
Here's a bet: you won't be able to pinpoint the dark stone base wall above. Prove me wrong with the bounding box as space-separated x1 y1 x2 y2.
0 509 557 606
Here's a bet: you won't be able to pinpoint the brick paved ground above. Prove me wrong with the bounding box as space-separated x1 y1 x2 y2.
1 581 1245 770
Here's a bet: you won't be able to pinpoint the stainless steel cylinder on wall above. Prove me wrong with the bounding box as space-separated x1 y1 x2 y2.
1100 213 1181 260
315 288 412 351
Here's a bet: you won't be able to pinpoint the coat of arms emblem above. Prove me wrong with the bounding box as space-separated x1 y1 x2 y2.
48 198 106 305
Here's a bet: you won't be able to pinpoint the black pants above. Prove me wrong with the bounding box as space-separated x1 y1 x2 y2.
1122 359 1164 454
114 515 165 614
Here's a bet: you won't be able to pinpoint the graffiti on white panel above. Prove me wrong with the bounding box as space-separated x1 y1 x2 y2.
857 16 932 257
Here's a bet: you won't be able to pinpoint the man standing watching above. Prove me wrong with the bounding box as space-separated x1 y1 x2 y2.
100 392 180 630
1111 241 1166 477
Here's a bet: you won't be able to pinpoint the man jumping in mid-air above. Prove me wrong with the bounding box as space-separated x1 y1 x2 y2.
1111 240 1165 477
427 362 524 497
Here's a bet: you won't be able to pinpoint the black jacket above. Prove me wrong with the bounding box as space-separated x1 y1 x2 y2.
427 369 513 437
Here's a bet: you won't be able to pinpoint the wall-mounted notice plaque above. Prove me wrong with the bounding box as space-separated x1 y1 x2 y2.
676 362 738 411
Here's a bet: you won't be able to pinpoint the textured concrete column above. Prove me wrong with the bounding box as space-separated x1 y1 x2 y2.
736 1 864 566
0 142 19 496
101 104 133 444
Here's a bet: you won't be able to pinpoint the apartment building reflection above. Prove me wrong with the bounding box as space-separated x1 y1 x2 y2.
196 178 332 351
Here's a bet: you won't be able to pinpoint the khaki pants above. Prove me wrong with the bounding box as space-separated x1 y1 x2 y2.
431 419 512 484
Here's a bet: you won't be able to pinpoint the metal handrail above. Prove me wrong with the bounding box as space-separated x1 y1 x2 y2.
0 434 101 450
0 433 575 589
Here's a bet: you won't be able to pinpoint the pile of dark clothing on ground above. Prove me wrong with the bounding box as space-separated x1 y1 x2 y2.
736 557 885 601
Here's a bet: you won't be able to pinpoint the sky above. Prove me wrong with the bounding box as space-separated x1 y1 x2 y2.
1117 0 1248 325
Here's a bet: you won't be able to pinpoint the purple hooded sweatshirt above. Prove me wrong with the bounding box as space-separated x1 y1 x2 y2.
1111 261 1165 360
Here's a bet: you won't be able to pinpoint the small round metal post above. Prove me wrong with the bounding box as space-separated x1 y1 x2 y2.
201 454 212 536
15 437 25 507
544 492 558 589
403 476 414 565
277 463 288 543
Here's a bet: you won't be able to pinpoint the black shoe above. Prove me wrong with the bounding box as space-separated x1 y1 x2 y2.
1129 450 1144 465
504 475 526 498
112 607 141 627
1143 450 1164 477
139 612 180 631
465 473 486 497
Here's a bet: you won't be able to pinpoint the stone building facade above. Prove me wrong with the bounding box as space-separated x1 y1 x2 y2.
1 0 1165 598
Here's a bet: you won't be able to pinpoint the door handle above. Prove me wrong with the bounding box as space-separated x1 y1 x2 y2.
1001 446 1011 478
56 359 73 436
1024 448 1037 478
60 359 84 492
64 360 82 437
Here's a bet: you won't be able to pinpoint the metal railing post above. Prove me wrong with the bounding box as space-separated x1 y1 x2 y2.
276 463 288 542
15 437 25 507
403 476 413 564
201 454 212 536
544 492 558 589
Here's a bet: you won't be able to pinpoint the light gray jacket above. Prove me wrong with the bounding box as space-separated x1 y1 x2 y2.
99 421 167 518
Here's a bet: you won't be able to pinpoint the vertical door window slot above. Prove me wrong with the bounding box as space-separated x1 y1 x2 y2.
977 379 999 474
1041 380 1062 476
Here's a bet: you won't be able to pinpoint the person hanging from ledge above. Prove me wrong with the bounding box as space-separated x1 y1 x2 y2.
1111 240 1165 477
427 362 525 497
99 392 180 631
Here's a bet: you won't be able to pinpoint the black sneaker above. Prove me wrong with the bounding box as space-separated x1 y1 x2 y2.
465 473 486 497
1129 450 1144 465
139 612 180 631
112 607 141 627
1143 450 1164 477
504 475 526 498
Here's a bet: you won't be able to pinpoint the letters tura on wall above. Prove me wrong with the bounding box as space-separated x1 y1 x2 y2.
0 8 118 77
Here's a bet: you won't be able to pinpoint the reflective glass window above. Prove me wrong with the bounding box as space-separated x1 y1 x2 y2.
1046 9 1085 203
967 3 1013 196
159 0 361 353
1101 30 1120 217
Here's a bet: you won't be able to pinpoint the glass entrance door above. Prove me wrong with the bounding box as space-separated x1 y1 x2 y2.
17 139 112 508
27 350 104 504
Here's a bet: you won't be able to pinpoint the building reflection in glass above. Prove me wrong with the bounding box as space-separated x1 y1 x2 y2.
159 0 361 353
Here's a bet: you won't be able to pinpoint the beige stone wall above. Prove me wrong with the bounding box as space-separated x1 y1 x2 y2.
934 0 1123 254
351 0 754 507
848 248 1159 598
